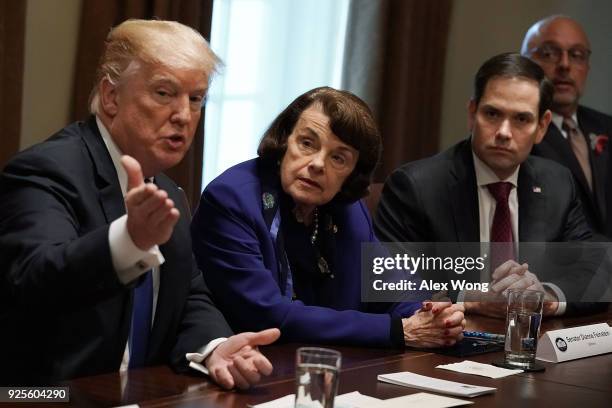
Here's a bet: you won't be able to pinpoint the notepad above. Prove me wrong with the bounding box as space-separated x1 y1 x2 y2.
378 371 496 397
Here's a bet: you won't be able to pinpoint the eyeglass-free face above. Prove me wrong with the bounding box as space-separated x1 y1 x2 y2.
280 105 359 216
469 76 550 181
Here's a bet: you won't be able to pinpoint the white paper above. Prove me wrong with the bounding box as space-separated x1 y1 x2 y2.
335 391 383 408
249 391 381 408
249 394 294 408
375 392 473 408
378 371 496 397
436 360 523 379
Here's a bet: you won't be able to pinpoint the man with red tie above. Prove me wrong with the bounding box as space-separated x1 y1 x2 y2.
522 15 612 240
375 53 594 318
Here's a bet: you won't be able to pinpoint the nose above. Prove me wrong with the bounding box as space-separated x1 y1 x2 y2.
496 119 512 141
557 50 570 70
170 95 191 127
308 151 326 173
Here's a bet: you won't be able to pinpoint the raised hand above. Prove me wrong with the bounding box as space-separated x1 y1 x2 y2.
121 155 180 250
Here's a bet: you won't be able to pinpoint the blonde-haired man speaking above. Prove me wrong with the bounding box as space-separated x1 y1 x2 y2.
0 19 279 388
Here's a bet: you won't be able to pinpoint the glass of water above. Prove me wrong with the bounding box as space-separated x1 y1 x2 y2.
503 289 545 369
295 347 341 408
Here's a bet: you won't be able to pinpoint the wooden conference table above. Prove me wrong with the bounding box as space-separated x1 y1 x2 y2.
47 308 612 408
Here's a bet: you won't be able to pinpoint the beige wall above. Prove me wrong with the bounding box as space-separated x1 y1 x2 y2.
440 0 612 149
20 0 81 149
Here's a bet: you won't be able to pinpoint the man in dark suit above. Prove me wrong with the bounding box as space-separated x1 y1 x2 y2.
522 16 612 239
375 53 598 318
0 19 279 387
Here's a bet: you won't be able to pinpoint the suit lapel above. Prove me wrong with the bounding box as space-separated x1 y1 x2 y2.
258 159 286 289
147 175 190 360
80 117 133 362
544 125 592 194
81 117 126 223
517 160 546 242
81 120 182 362
578 107 607 222
449 141 479 242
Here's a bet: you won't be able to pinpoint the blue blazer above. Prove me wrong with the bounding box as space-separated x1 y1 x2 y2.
191 158 421 347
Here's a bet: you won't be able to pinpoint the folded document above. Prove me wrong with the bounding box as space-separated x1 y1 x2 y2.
378 371 496 397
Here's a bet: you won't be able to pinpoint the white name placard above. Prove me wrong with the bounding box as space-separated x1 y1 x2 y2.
536 323 612 363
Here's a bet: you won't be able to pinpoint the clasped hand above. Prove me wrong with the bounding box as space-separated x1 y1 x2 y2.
465 260 559 317
402 301 466 348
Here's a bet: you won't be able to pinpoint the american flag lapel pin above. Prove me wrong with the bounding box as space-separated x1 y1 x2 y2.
532 186 542 193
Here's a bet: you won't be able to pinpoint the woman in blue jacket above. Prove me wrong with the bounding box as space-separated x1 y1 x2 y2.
191 87 465 348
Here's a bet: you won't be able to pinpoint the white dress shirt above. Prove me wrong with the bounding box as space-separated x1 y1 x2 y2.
472 150 566 315
97 117 224 372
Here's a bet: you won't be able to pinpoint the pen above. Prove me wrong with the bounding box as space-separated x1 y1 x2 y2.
462 330 505 342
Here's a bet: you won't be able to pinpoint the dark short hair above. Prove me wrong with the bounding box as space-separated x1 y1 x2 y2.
473 52 553 118
258 86 381 203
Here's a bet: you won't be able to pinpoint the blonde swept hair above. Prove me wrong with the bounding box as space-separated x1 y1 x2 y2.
89 19 221 114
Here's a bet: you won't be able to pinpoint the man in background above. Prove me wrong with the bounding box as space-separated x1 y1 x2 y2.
522 15 612 239
0 19 279 387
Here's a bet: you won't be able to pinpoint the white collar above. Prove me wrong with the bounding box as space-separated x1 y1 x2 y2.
96 116 128 196
552 111 578 132
472 149 519 188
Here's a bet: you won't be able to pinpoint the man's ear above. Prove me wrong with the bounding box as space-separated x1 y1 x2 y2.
99 77 119 117
467 99 477 131
534 109 552 144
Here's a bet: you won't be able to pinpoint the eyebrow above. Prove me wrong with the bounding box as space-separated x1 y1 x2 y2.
480 104 536 117
335 145 355 154
299 126 356 153
148 75 178 86
148 76 207 94
301 127 322 138
513 112 536 121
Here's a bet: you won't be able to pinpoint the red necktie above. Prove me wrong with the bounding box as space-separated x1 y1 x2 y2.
487 182 515 270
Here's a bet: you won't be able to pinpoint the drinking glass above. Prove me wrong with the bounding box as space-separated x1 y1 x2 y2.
295 347 341 408
503 289 545 368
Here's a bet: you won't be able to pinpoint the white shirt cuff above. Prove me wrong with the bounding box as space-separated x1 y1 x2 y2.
109 215 165 284
543 282 566 316
185 338 228 375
